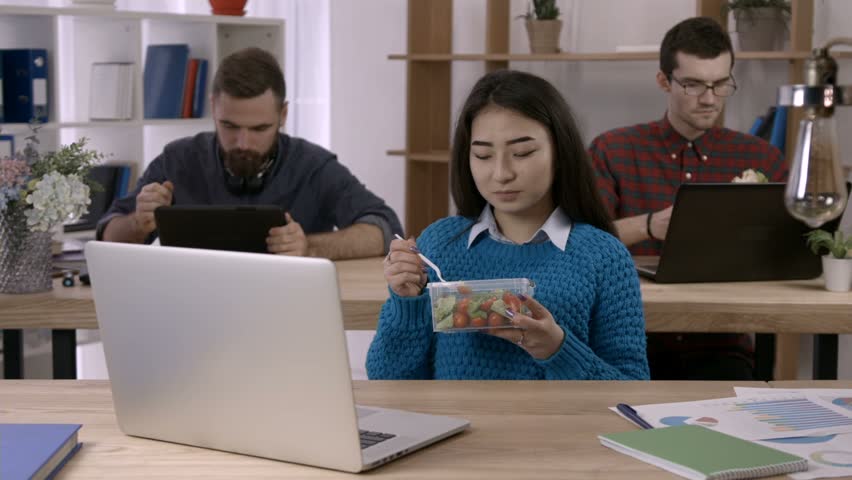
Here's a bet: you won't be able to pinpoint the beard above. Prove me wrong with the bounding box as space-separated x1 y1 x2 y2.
222 143 277 177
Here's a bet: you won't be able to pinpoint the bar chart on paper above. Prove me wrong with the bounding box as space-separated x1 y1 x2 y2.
630 394 852 440
730 397 852 433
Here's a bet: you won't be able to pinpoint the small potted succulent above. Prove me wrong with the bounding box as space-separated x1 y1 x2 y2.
723 0 791 51
804 229 852 292
518 0 562 54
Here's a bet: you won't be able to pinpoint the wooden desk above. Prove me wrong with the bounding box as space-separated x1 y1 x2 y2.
5 257 849 332
0 380 770 479
0 258 388 331
3 257 850 378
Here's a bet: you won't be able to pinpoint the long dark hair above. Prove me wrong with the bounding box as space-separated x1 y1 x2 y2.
450 69 615 237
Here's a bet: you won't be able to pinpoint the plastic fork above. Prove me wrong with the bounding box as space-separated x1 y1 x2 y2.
394 234 447 282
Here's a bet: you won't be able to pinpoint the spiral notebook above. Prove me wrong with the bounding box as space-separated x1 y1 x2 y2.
599 425 808 480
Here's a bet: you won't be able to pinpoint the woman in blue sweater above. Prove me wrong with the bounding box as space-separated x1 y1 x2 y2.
367 70 649 380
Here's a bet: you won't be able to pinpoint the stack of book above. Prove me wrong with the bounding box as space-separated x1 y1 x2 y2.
90 62 134 121
143 44 208 119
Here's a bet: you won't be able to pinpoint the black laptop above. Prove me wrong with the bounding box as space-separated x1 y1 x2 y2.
154 205 285 253
635 183 848 283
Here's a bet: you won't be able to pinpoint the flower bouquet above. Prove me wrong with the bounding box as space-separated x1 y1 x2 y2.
0 127 102 293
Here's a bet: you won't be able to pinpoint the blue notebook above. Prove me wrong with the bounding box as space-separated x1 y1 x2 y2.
0 424 82 480
143 44 189 119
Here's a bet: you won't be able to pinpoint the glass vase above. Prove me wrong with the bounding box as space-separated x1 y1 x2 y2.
0 204 53 294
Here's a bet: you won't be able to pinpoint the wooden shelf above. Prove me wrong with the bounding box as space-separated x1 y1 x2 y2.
0 119 211 131
387 149 450 163
389 50 852 62
0 4 283 26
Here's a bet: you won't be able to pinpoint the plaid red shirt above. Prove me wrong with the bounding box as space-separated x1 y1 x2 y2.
590 114 787 256
588 114 787 377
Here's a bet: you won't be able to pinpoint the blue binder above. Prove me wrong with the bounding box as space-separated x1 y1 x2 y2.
769 106 788 155
143 44 189 119
191 58 208 118
0 135 14 159
2 49 49 123
748 115 764 136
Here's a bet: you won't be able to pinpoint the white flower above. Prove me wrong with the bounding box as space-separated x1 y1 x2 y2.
23 172 90 232
732 168 769 183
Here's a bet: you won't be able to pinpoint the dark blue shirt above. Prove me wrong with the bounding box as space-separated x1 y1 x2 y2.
97 132 402 252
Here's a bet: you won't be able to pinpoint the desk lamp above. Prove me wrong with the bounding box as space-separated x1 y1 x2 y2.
778 37 852 227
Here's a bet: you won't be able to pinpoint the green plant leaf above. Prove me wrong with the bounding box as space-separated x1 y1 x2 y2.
804 229 850 259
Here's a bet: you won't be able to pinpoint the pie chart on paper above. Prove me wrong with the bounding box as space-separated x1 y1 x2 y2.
831 398 852 411
692 416 719 427
660 416 718 427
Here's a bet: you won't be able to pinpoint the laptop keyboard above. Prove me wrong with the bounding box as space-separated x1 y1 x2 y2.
359 429 396 449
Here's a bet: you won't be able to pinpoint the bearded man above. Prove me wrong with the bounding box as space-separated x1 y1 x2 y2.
100 47 401 260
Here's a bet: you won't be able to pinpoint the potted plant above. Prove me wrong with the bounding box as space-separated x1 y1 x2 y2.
804 229 852 292
209 0 247 16
723 0 791 51
0 126 102 294
518 0 562 54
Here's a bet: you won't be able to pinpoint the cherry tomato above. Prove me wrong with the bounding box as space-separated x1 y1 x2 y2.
457 285 473 295
453 311 470 328
470 316 487 328
480 296 497 312
456 297 471 313
487 312 504 327
502 292 522 314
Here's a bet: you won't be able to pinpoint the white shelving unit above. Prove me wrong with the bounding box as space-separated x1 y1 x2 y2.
0 4 284 184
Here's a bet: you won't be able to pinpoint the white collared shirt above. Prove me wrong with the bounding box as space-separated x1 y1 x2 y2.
467 205 572 251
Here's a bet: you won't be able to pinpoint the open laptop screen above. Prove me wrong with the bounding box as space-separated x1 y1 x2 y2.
640 183 846 283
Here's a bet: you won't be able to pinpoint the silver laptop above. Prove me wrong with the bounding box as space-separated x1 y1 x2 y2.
84 241 469 473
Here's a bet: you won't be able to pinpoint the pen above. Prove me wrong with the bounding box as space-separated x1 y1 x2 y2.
616 403 654 430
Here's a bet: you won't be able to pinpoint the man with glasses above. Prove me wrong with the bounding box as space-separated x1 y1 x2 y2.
589 17 786 380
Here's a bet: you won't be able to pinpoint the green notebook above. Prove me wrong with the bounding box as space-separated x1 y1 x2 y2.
599 425 808 480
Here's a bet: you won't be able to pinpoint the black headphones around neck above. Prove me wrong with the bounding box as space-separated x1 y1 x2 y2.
225 165 268 195
222 150 277 195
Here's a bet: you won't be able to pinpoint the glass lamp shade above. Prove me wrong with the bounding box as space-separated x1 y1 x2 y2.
784 113 849 228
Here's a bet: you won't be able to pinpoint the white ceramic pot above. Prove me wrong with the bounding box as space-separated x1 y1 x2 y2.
822 255 852 292
734 7 787 51
525 19 562 54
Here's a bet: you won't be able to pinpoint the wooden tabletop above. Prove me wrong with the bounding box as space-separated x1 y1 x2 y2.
1 380 777 479
2 256 850 334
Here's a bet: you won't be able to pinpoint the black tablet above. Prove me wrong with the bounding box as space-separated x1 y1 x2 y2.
154 205 286 253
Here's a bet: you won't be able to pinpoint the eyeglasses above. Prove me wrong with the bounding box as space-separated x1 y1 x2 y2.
669 76 738 97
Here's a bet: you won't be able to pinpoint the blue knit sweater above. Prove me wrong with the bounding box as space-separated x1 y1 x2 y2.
366 216 650 380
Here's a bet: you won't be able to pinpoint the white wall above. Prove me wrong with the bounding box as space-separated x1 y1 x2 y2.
329 0 406 232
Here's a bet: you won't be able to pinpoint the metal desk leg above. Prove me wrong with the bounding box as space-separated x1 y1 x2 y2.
813 334 838 380
754 333 776 381
51 329 77 379
2 329 23 379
